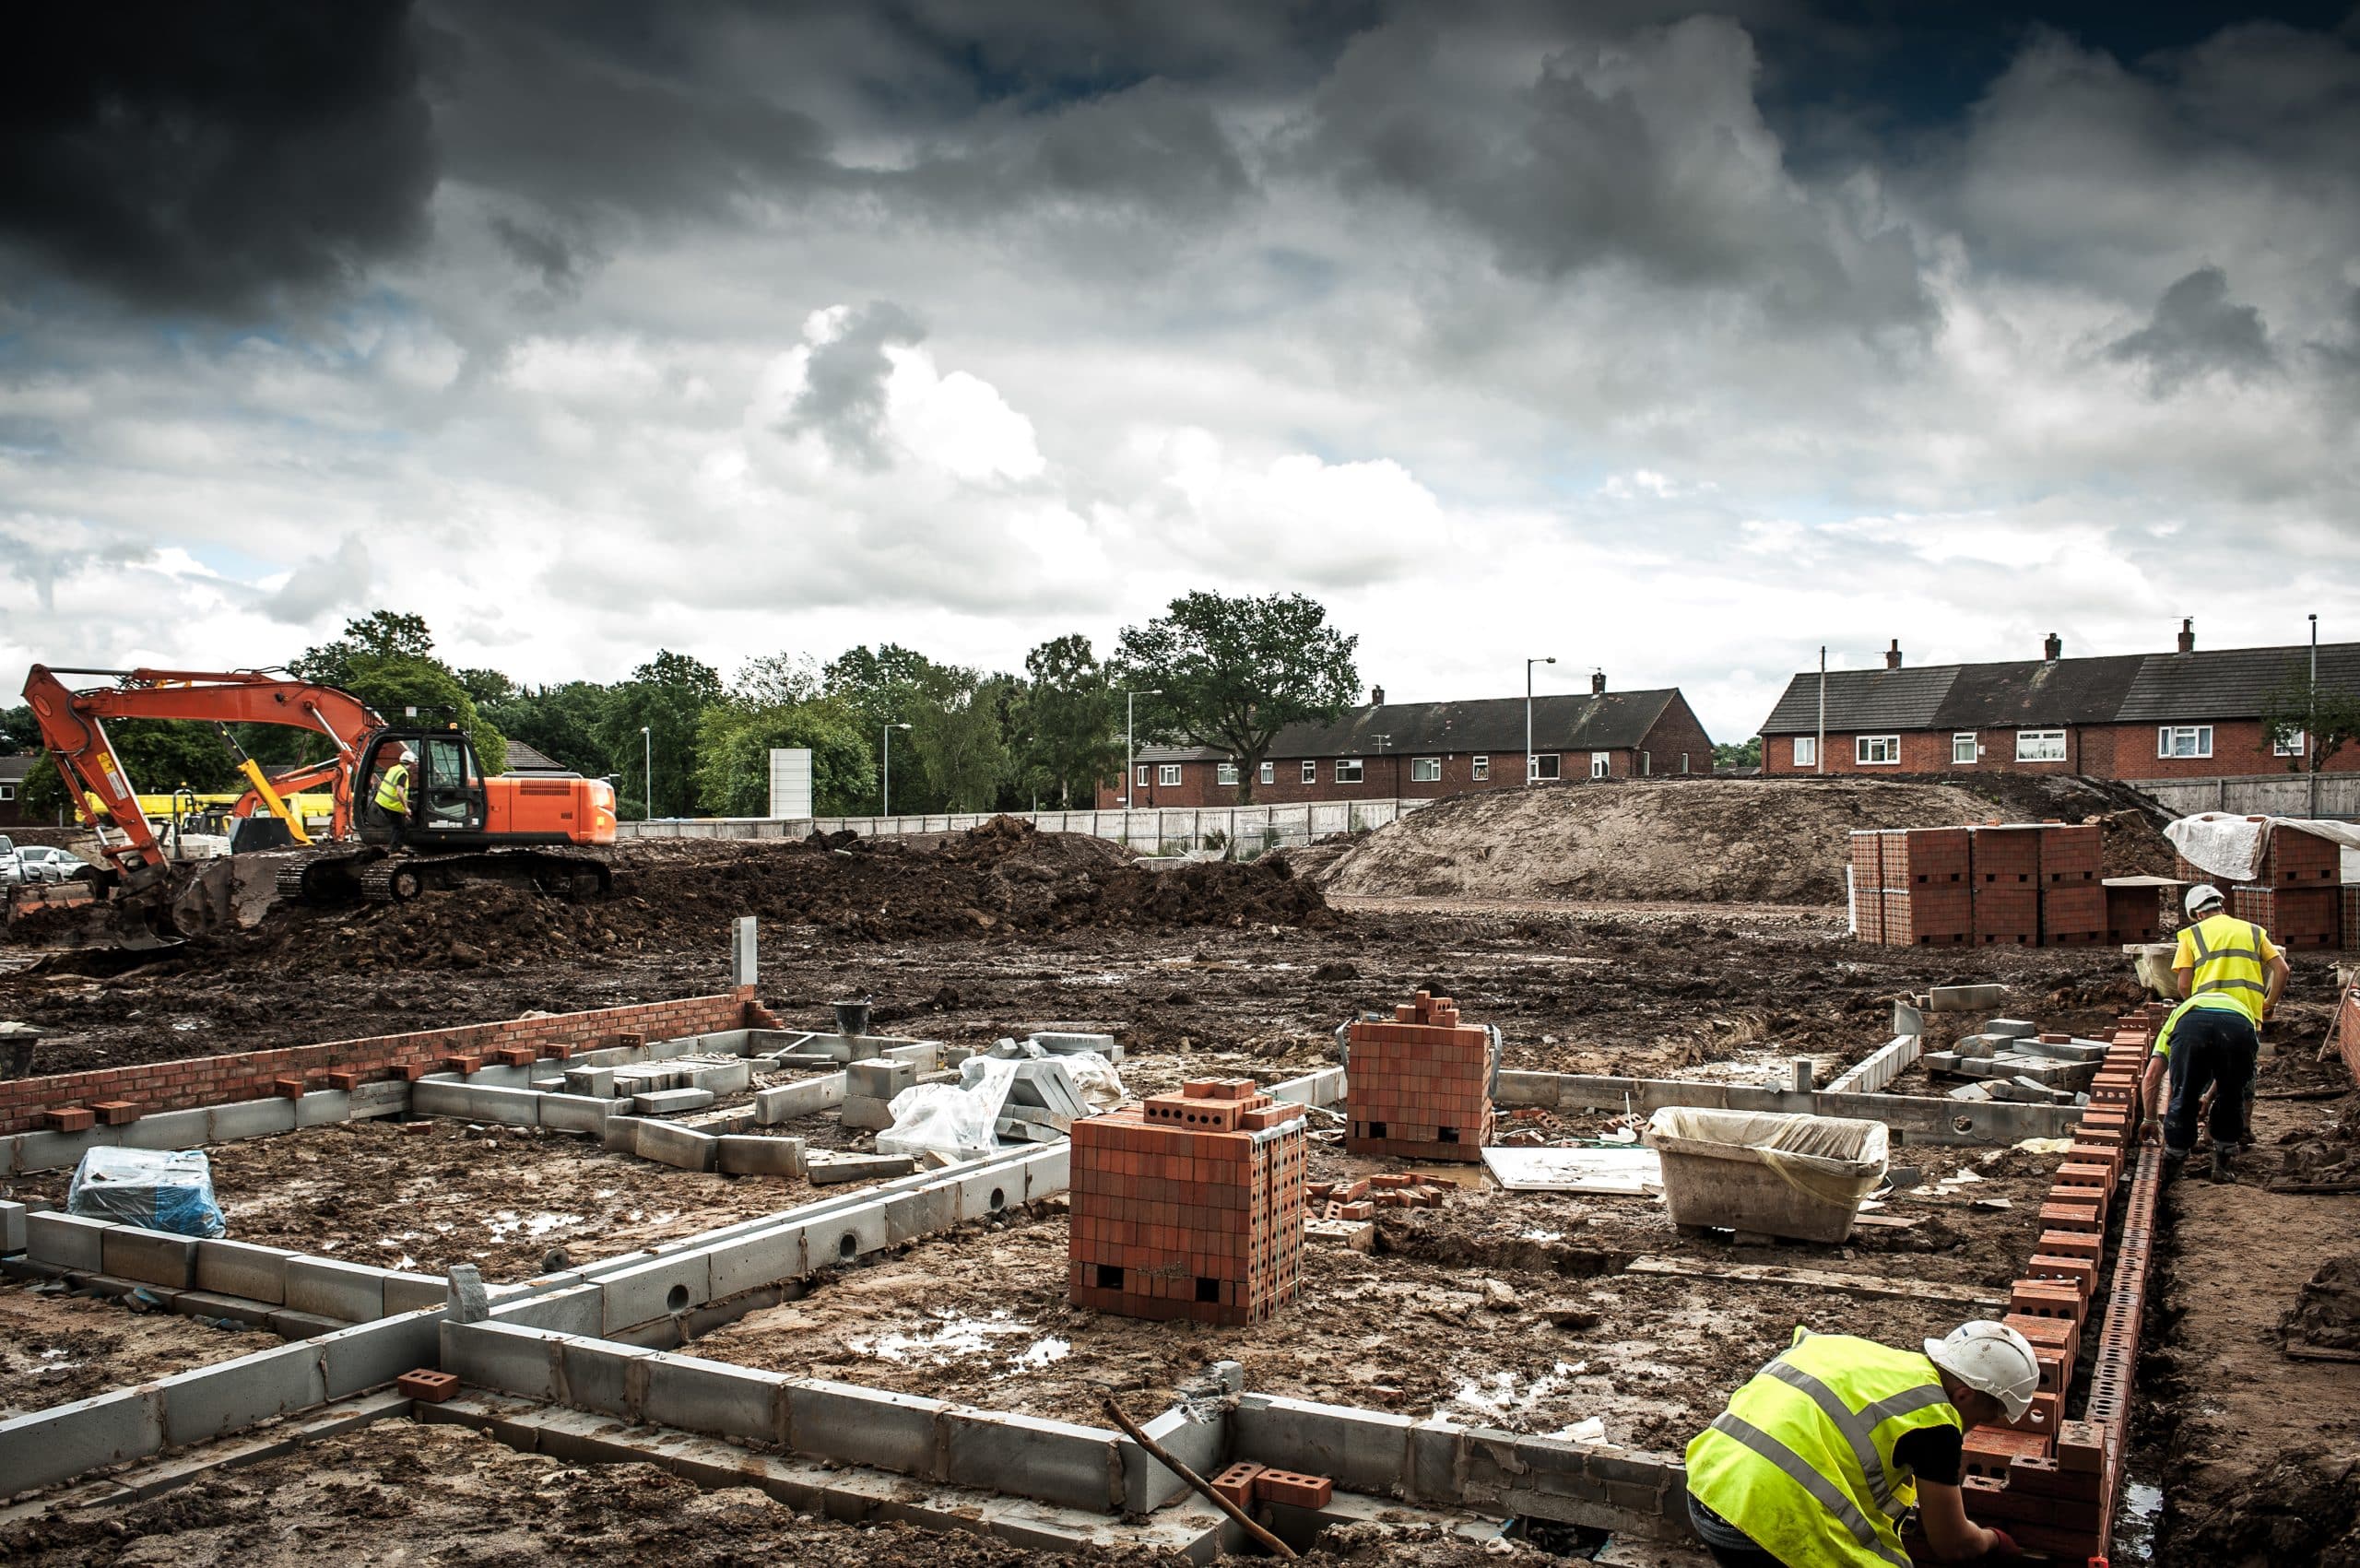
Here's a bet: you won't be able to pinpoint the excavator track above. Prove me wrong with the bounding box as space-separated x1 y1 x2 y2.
282 847 611 908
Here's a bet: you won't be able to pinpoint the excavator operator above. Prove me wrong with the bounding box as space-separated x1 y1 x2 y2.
374 748 417 851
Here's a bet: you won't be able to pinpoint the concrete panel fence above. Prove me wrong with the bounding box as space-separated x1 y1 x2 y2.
617 798 1438 855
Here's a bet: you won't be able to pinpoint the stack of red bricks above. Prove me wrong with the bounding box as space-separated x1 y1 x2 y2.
1849 823 2114 948
1209 1460 1334 1512
2178 824 2354 950
1068 1077 1308 1326
1307 1173 1447 1216
1343 991 1493 1161
1942 1005 2161 1562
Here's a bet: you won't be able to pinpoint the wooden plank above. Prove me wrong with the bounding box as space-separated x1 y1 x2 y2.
2283 1342 2360 1363
1624 1256 2006 1309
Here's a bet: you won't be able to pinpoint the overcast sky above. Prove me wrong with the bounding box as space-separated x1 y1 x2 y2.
4 1 2357 742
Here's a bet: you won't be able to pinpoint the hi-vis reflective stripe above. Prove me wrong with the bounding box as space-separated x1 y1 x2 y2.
1706 1412 1912 1568
2186 919 2267 995
1763 1358 1949 1517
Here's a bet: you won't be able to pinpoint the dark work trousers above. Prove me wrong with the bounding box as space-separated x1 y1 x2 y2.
1688 1495 1785 1568
2164 1007 2260 1156
385 810 410 852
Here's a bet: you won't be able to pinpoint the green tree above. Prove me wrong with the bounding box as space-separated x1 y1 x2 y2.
1015 635 1120 809
601 651 723 818
341 655 507 776
825 644 956 813
1713 737 1763 771
913 674 1012 811
456 667 518 706
290 610 436 685
2260 664 2360 774
692 694 873 818
0 704 37 755
482 681 615 779
1112 591 1360 803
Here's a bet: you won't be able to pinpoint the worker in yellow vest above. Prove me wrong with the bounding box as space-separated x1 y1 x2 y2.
1685 1321 2038 1566
2135 884 2289 1181
373 749 417 851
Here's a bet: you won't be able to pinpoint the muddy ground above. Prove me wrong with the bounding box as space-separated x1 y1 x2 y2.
0 1281 278 1417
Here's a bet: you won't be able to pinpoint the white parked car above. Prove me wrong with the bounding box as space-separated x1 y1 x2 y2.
3 845 88 886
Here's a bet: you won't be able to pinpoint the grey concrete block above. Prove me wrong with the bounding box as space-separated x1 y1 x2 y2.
717 1134 805 1178
682 1058 751 1094
601 1114 643 1153
945 1408 1123 1513
1232 1394 1413 1494
701 1027 757 1055
561 1067 616 1098
462 1063 536 1089
599 1253 713 1333
383 1272 446 1316
286 1256 386 1322
443 1321 566 1399
0 1385 164 1498
1028 1031 1116 1056
0 1136 16 1177
28 1210 112 1271
785 1380 948 1476
539 1092 624 1135
1022 1145 1071 1200
206 1098 299 1141
102 1225 199 1289
815 1204 891 1265
195 1238 289 1304
633 1087 716 1116
407 1079 473 1118
754 1074 846 1124
319 1311 441 1397
1 1200 27 1256
632 1119 718 1172
1987 1019 2037 1038
1405 1417 1466 1504
641 1350 785 1443
495 1281 605 1336
174 1290 276 1328
350 1079 411 1117
882 1184 955 1244
554 1338 650 1419
159 1338 327 1447
461 1083 543 1126
846 1059 917 1100
1123 1406 1224 1514
267 1308 347 1339
18 1126 112 1173
1492 1069 1559 1107
294 1090 353 1128
955 1170 1018 1222
806 1151 914 1186
707 1225 808 1299
838 1095 896 1132
120 1108 213 1151
647 1034 701 1061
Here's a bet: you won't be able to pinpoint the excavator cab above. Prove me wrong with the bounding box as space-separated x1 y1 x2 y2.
356 726 488 843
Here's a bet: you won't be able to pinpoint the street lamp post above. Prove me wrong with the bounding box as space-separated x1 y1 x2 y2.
1525 657 1556 784
2309 613 2320 819
641 726 652 820
1123 689 1163 809
882 723 912 818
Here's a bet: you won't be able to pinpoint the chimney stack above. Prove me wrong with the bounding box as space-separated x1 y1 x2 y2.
1590 669 1607 696
1370 684 1385 706
1885 639 1903 671
2177 618 2195 655
2043 632 2061 662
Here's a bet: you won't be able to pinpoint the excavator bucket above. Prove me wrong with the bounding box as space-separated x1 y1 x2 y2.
4 881 174 950
3 858 284 951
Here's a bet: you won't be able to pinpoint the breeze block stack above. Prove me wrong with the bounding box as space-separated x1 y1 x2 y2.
1850 822 2112 948
1068 1077 1307 1326
1923 1002 2167 1565
1344 990 1495 1161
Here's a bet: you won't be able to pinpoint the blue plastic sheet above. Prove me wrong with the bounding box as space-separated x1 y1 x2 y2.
67 1147 228 1239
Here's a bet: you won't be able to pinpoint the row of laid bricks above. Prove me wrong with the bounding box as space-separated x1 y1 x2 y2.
1941 1002 2166 1562
3 990 758 1134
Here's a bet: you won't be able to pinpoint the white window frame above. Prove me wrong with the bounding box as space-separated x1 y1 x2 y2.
1334 758 1363 783
2015 729 2067 762
1471 755 1490 781
1591 751 1611 779
1135 764 1150 786
1857 735 1902 765
1157 763 1183 787
1410 757 1441 783
1216 761 1239 786
1952 732 1977 765
1300 760 1316 784
2275 730 2307 758
1530 754 1561 781
1792 737 1817 768
2158 725 2212 760
0 784 13 802
1260 760 1274 784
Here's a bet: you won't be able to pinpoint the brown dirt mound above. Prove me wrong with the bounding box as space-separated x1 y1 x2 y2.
1306 775 2176 905
181 816 1337 973
2283 1253 2360 1350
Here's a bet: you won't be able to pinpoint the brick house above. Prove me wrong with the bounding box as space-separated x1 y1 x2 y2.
1100 676 1714 808
1757 623 2360 783
0 755 32 828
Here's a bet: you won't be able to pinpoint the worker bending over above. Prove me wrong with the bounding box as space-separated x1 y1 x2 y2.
374 748 417 851
1686 1321 2040 1566
2137 883 2288 1181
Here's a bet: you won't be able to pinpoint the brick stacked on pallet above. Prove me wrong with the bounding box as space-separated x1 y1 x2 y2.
1344 991 1494 1161
1847 829 1890 944
1882 828 1973 946
2230 885 2340 950
2037 823 2106 947
2104 882 2164 945
1068 1078 1308 1326
2344 886 2360 953
1942 1006 2158 1563
1970 825 2042 947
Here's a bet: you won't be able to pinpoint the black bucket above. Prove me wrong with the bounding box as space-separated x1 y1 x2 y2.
832 998 871 1037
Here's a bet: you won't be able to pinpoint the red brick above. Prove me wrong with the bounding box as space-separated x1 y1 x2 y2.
88 1100 141 1126
397 1368 459 1403
1210 1461 1264 1508
40 1106 96 1132
1254 1469 1334 1509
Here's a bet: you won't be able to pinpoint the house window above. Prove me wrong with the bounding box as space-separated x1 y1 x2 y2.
2015 729 2067 762
1471 755 1489 781
1158 764 1183 786
1300 760 1316 784
1953 733 1977 765
1591 752 1611 779
1529 754 1561 781
1792 737 1817 768
1334 759 1363 783
1135 764 1150 786
1857 735 1901 765
1410 757 1441 783
1216 762 1239 786
2276 731 2307 758
0 784 13 802
2158 725 2212 760
1260 761 1274 784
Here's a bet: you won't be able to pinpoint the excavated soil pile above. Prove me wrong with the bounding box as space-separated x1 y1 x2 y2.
203 816 1335 973
1308 775 2176 904
2283 1253 2360 1350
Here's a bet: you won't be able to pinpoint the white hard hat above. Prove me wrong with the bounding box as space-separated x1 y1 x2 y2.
1924 1321 2041 1422
399 749 417 763
2184 883 2224 917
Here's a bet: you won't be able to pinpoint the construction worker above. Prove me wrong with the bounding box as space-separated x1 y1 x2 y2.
374 748 416 851
1684 1321 2038 1566
2137 883 2289 1180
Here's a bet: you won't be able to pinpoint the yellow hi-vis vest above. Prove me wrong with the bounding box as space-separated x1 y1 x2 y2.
1686 1329 1962 1568
2177 912 2270 1023
374 762 411 814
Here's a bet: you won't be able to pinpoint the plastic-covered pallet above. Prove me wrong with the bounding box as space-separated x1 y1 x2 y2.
67 1147 228 1238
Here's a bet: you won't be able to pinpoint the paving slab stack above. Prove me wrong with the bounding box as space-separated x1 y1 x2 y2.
1068 1078 1307 1325
1342 990 1494 1161
1849 823 2113 948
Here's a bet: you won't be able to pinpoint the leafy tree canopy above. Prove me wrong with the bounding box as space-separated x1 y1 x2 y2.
2260 663 2360 773
1014 635 1119 810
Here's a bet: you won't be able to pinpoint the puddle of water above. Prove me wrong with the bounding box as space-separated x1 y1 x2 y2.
847 1310 1065 1373
1058 973 1130 986
485 1210 585 1242
2113 1480 2163 1562
1445 1361 1587 1424
1521 1230 1565 1243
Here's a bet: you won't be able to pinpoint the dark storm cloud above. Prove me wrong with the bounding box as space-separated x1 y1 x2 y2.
2107 266 2276 391
785 301 927 467
0 0 436 315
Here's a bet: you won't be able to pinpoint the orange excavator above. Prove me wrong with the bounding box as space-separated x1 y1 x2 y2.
19 666 618 948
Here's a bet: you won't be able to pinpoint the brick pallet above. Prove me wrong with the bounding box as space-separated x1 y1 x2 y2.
2262 825 2341 887
1068 1078 1307 1326
2229 885 2340 950
1857 823 2162 949
2103 883 2165 945
1345 990 1494 1161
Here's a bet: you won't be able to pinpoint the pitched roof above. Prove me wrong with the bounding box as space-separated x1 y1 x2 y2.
0 755 32 782
500 739 578 776
2115 644 2360 722
1759 666 1957 735
1140 690 1687 760
1931 655 2147 729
